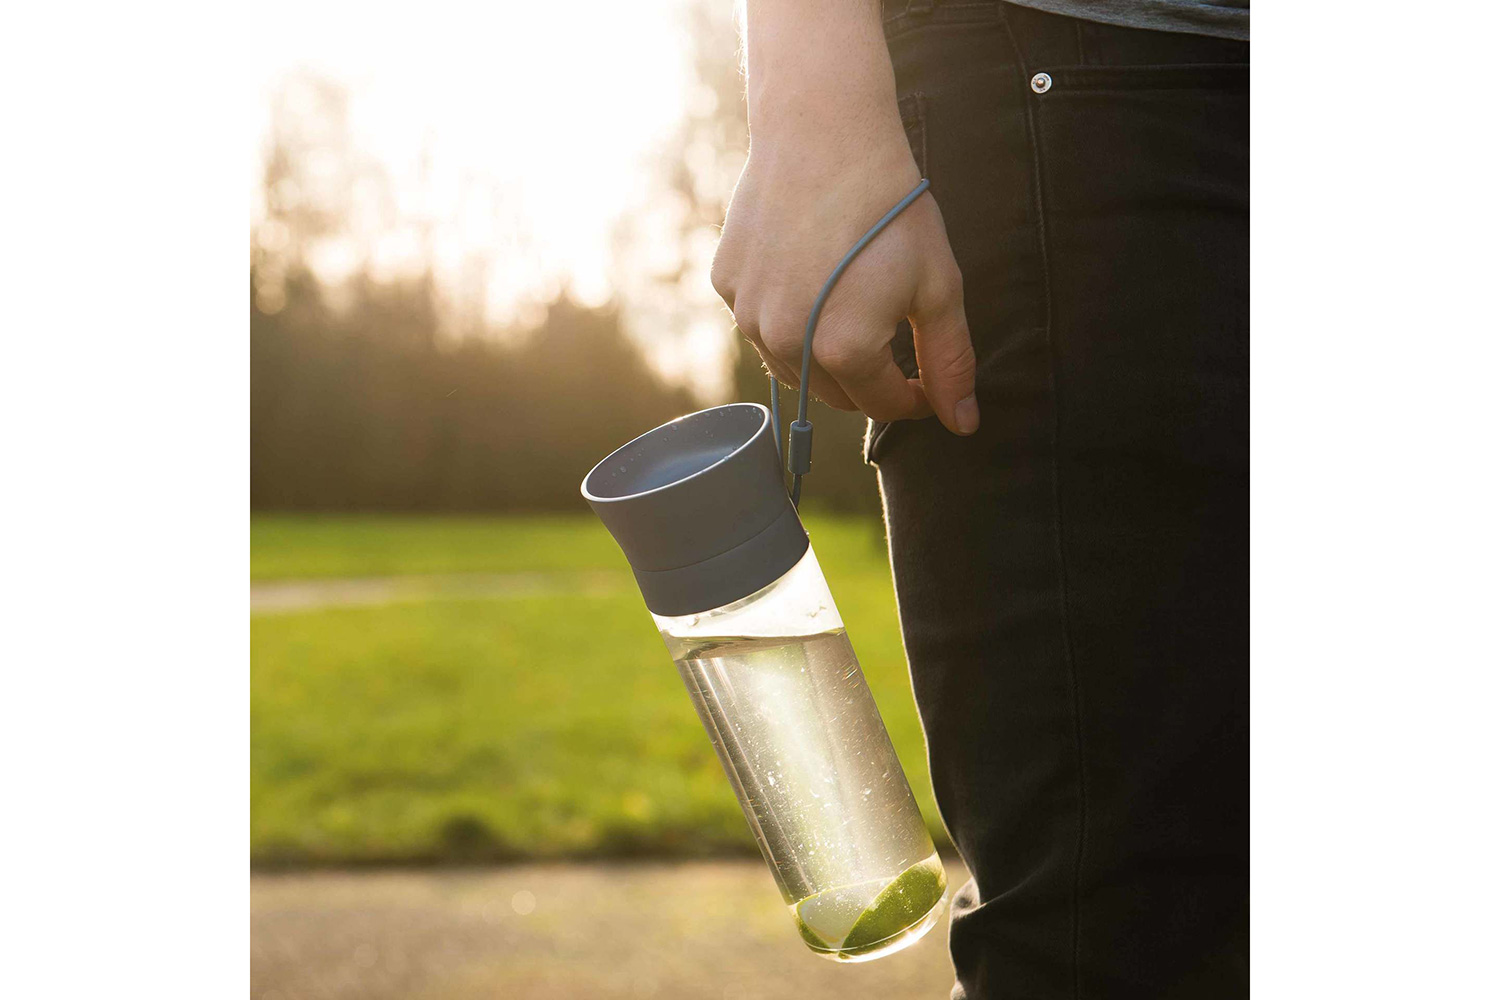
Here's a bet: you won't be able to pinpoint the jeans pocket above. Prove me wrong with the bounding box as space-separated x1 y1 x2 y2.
883 0 1002 39
864 416 893 466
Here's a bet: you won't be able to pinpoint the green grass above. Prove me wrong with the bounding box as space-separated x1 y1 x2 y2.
251 513 635 581
251 514 946 865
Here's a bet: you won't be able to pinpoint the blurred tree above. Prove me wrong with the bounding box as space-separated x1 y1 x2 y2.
252 266 694 511
251 1 885 516
251 75 695 512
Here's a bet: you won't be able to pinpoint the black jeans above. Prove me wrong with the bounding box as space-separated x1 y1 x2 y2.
869 3 1248 997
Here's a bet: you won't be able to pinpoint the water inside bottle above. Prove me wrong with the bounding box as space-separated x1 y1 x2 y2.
665 628 945 961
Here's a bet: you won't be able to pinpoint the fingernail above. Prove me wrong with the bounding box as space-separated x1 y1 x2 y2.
954 394 980 435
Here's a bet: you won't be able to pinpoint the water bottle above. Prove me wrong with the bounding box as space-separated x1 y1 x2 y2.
583 403 945 962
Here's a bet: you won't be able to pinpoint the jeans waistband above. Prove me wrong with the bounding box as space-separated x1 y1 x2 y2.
883 0 1248 67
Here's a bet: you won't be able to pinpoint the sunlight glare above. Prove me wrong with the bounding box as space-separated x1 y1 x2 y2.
252 0 700 330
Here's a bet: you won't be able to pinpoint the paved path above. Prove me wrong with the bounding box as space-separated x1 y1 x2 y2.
251 572 627 614
252 859 966 1000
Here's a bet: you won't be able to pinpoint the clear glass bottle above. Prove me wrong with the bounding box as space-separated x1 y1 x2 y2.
655 547 945 962
583 403 945 961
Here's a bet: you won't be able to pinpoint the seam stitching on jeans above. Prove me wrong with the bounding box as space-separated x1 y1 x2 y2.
997 6 1089 999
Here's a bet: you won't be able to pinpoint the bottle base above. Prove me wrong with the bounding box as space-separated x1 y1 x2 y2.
807 894 946 963
792 854 948 963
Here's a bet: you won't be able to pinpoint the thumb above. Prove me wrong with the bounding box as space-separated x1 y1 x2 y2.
910 252 978 435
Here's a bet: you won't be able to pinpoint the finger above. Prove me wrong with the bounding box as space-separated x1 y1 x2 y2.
815 330 933 423
802 359 858 412
910 252 978 435
710 247 738 313
761 326 857 411
750 328 856 411
740 325 803 393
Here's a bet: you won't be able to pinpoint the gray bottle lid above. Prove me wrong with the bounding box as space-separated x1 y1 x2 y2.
581 403 809 618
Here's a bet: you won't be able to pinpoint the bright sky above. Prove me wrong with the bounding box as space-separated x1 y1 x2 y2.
251 0 737 394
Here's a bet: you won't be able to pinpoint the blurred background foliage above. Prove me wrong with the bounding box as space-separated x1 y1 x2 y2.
250 3 879 516
250 0 939 872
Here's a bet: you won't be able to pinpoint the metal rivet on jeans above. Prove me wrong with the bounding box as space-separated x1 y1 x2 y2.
1031 72 1052 94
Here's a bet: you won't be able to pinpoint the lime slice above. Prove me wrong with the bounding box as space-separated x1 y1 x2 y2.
795 912 835 951
790 858 947 958
793 877 887 951
840 858 946 954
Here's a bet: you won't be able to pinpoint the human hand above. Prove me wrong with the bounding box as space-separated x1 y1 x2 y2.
711 0 977 435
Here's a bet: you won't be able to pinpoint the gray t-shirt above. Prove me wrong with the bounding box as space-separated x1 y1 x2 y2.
1008 0 1248 42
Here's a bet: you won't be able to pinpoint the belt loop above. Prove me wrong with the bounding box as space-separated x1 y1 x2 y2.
907 0 934 15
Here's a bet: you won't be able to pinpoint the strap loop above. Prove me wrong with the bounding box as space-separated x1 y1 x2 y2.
767 178 932 507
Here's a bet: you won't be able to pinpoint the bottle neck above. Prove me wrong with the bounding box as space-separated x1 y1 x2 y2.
653 545 843 643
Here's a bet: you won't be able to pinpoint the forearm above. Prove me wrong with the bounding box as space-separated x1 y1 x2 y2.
742 0 906 161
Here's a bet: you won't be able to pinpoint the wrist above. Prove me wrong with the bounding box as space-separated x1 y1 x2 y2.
743 0 899 142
